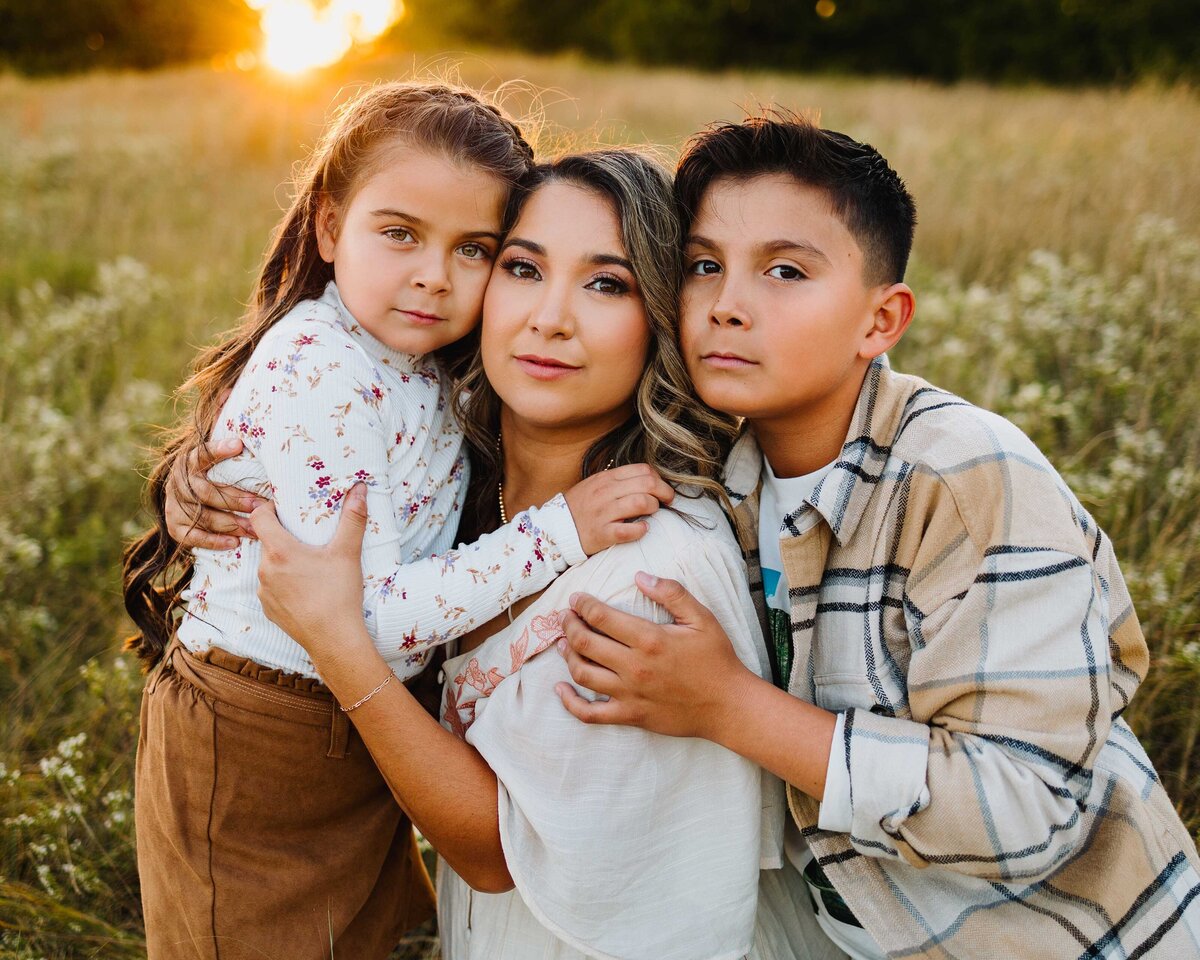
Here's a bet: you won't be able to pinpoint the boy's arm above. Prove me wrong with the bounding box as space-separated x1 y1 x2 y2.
558 575 837 800
561 486 1129 882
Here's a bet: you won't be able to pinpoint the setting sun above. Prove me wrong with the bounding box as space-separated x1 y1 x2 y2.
245 0 402 74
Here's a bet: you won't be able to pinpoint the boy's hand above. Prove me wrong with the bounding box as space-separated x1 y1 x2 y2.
563 465 675 556
165 437 269 549
251 483 369 656
555 572 751 739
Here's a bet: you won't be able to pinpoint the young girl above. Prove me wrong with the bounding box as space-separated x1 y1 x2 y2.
122 83 670 960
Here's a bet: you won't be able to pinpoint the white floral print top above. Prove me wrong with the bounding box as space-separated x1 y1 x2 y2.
177 282 585 681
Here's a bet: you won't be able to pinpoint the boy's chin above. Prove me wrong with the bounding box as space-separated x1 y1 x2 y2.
694 381 761 420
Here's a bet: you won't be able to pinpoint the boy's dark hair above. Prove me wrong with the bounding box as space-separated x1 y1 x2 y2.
674 112 917 285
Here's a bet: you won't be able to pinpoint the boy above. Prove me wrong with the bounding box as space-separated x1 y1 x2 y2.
558 116 1200 958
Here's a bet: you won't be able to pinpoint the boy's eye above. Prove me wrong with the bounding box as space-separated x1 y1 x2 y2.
767 264 806 281
501 257 541 281
688 258 721 276
585 274 629 296
458 242 490 260
383 227 415 244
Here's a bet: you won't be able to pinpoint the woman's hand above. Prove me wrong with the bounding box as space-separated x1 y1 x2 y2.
251 483 370 657
164 437 268 549
563 464 676 555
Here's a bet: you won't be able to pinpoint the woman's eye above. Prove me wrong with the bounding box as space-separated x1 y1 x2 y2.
458 242 490 261
501 258 541 281
767 264 806 281
688 258 721 276
585 275 629 296
383 227 414 244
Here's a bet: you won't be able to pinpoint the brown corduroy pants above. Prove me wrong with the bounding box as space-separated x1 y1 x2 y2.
135 639 435 960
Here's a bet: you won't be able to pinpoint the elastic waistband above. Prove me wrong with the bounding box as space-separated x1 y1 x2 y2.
158 638 338 730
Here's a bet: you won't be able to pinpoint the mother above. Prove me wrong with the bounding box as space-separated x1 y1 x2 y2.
168 149 821 959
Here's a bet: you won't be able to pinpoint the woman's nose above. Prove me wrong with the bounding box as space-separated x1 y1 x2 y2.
528 283 574 337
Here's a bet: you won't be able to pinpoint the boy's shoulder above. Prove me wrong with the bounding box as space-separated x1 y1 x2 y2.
879 363 1089 554
886 366 1051 476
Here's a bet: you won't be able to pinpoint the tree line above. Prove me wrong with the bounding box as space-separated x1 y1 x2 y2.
3 0 1197 84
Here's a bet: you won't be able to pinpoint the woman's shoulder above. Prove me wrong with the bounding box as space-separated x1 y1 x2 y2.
580 493 745 590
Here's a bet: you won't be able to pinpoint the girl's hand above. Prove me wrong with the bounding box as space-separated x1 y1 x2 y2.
251 483 370 656
164 437 269 549
563 464 675 556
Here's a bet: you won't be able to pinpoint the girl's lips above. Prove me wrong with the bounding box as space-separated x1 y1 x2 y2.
397 309 446 327
701 352 757 370
515 355 581 381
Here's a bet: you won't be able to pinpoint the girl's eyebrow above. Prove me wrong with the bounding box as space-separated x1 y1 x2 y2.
503 237 632 272
371 208 500 242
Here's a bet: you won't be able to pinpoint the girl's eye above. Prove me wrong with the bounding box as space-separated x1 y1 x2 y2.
688 258 721 276
458 242 491 261
767 264 806 281
500 257 541 281
585 274 629 296
383 227 415 244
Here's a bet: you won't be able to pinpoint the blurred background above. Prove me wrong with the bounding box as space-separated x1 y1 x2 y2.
1 2 1198 957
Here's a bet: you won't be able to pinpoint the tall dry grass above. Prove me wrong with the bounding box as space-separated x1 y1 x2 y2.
0 49 1197 958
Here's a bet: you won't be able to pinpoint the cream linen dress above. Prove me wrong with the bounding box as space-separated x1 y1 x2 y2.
437 494 794 960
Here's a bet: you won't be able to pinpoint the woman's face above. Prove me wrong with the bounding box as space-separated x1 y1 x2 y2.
481 181 651 436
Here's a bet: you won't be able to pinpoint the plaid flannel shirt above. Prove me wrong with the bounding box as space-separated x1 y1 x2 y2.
726 356 1200 959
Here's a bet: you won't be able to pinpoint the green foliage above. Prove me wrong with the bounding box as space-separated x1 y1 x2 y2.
407 0 1200 85
0 0 257 75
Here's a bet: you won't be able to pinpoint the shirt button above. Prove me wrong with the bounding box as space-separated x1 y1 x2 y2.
436 669 445 684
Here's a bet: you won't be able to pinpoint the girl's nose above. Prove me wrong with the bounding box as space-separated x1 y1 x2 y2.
411 252 452 294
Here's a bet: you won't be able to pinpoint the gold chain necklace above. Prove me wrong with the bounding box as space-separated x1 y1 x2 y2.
496 433 614 525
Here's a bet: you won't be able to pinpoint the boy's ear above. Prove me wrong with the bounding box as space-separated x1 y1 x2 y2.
315 197 338 264
860 282 914 360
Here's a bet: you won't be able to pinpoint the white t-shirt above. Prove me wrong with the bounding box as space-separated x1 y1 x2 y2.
757 454 885 960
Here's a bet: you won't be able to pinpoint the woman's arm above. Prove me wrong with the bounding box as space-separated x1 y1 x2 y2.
253 484 514 892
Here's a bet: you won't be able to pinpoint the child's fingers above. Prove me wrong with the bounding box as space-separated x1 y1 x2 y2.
609 519 650 543
613 493 661 519
555 682 628 726
180 529 241 552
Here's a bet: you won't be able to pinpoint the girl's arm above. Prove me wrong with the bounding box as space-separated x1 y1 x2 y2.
217 319 671 674
253 484 514 892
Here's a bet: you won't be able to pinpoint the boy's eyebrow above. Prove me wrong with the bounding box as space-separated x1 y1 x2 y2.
685 233 833 266
503 238 634 272
762 238 832 265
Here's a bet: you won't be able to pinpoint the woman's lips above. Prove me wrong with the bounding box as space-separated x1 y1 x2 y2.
397 309 446 327
515 354 582 381
701 352 757 370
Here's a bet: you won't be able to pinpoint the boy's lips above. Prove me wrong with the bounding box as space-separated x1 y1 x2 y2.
515 354 582 381
700 351 757 370
397 309 447 326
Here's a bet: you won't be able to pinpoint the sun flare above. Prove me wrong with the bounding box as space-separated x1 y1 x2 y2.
246 0 402 75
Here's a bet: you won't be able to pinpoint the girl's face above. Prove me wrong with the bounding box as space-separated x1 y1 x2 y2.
317 145 507 355
482 182 652 436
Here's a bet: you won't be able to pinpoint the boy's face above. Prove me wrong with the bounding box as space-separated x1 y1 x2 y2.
680 173 885 429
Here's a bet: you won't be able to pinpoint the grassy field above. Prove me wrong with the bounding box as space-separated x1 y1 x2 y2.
1 47 1198 958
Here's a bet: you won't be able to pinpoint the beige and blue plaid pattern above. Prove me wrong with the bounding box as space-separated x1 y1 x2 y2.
726 357 1200 959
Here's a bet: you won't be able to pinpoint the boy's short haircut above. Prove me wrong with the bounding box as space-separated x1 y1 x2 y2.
674 112 918 286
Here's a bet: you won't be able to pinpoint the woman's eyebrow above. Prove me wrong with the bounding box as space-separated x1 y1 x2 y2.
589 253 634 271
501 237 545 256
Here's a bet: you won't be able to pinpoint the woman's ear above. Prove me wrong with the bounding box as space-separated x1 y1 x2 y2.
315 197 338 264
859 282 915 360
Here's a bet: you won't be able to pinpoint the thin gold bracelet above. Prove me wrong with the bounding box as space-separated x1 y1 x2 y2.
339 671 396 713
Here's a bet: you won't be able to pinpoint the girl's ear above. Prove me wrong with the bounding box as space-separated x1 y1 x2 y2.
859 282 914 360
315 197 338 264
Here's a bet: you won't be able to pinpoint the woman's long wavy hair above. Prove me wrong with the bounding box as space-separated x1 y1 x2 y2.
122 81 535 669
452 150 740 542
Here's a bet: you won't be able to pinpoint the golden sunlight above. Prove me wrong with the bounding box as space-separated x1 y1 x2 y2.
246 0 402 75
